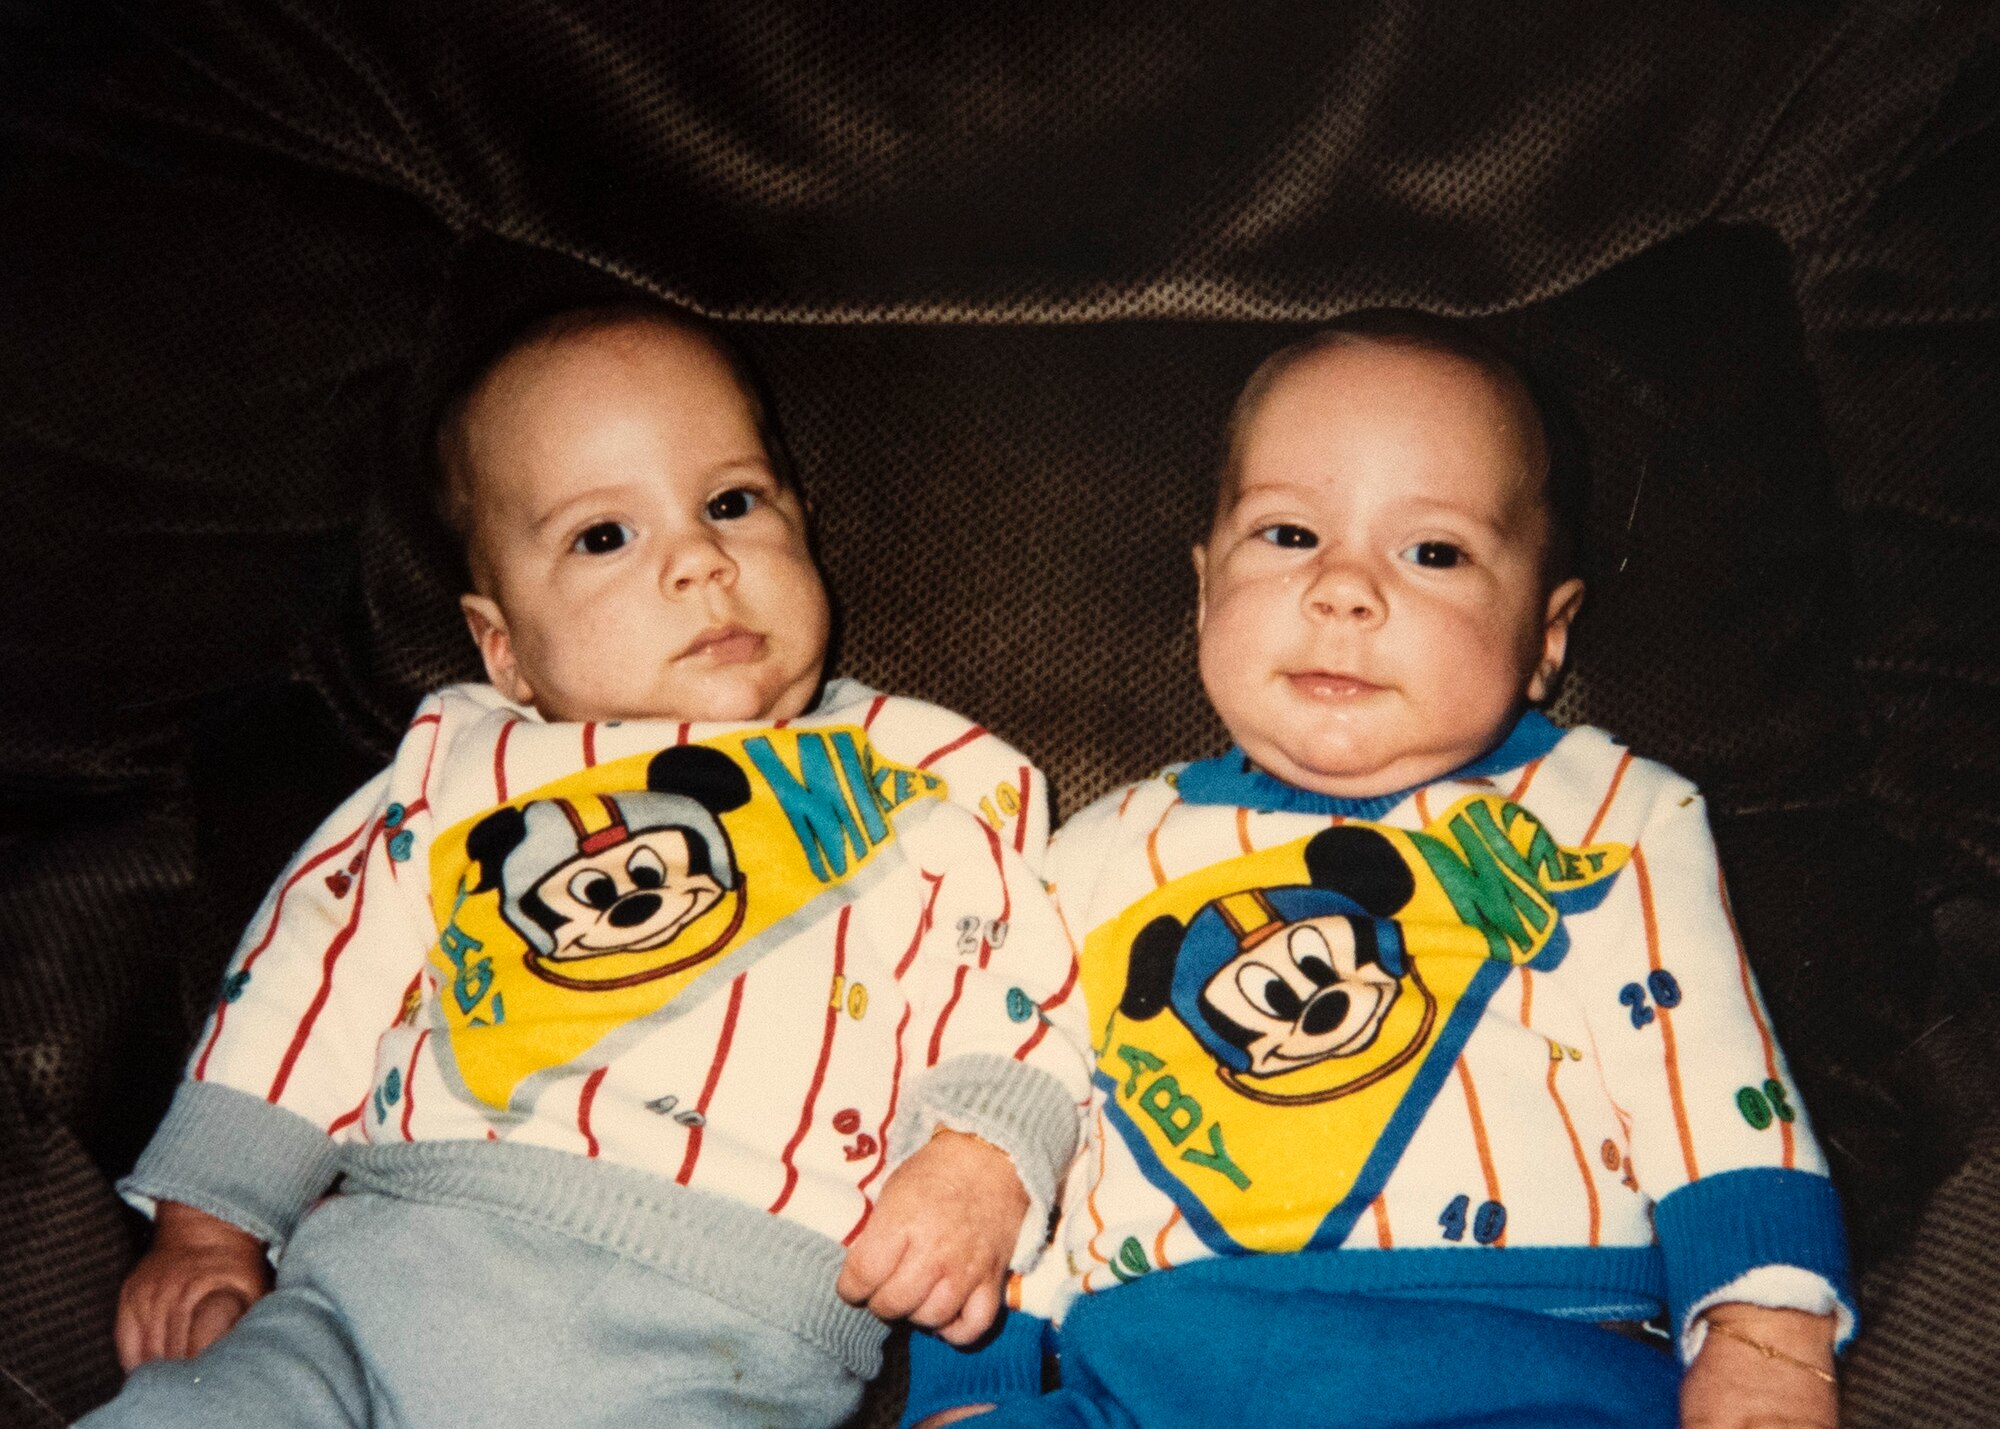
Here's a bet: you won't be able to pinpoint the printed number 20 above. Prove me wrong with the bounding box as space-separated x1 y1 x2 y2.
1439 1194 1506 1245
1619 969 1683 1028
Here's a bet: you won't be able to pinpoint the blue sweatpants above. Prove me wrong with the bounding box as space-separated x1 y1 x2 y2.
77 1191 865 1429
971 1278 1680 1429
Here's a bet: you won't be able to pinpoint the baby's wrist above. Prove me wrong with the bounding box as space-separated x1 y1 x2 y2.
1697 1304 1837 1384
928 1125 1012 1163
153 1200 265 1253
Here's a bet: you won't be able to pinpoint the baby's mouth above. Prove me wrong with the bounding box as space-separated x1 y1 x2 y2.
681 625 767 665
1287 671 1384 700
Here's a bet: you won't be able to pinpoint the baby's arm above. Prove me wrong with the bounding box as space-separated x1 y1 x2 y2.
1588 775 1854 1416
837 790 1090 1344
114 693 459 1367
899 792 1132 1428
115 1201 270 1369
1681 1304 1838 1429
836 1128 1027 1344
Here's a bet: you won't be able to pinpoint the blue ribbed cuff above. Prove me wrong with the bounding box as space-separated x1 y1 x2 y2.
902 1312 1048 1428
118 1080 343 1248
1654 1167 1855 1351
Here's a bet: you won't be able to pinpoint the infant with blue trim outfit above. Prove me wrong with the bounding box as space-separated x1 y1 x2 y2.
907 311 1852 1429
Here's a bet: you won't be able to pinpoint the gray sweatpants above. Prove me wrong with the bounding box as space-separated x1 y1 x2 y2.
78 1190 865 1428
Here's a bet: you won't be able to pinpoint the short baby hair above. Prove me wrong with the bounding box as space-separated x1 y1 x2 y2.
432 302 797 575
1216 310 1589 588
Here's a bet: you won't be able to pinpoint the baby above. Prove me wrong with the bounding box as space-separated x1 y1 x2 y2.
907 312 1853 1429
88 306 1090 1428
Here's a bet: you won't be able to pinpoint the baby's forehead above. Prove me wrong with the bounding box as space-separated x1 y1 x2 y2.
462 321 757 484
479 317 743 420
1227 336 1550 509
1260 337 1537 439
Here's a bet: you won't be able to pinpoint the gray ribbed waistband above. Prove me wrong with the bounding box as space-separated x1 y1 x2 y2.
340 1140 886 1378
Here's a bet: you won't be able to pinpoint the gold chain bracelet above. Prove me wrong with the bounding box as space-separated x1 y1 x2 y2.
1703 1319 1838 1387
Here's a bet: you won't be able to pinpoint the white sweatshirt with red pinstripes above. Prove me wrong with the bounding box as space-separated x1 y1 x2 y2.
907 710 1855 1421
122 678 1090 1378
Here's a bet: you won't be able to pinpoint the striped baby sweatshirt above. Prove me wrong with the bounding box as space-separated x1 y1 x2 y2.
906 711 1852 1419
124 678 1090 1376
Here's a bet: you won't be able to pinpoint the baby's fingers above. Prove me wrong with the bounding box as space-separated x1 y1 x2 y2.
934 1281 1001 1347
836 1226 907 1307
907 1272 971 1333
188 1287 251 1357
117 1274 184 1371
859 1251 950 1323
114 1287 151 1373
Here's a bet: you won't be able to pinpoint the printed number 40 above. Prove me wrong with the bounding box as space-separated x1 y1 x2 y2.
1439 1194 1506 1245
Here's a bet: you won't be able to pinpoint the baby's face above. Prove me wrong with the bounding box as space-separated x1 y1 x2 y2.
1194 339 1583 798
458 321 829 725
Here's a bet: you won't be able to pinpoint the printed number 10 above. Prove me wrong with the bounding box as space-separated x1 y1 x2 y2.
979 781 1022 831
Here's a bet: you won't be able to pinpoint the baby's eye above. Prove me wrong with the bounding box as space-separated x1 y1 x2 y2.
1256 524 1317 550
1401 541 1464 568
706 488 759 521
572 521 634 555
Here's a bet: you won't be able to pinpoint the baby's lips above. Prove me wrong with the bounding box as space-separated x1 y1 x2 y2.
680 625 766 664
1288 671 1384 699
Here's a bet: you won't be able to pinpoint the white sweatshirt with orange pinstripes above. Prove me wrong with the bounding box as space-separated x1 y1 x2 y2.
121 678 1090 1378
913 711 1853 1413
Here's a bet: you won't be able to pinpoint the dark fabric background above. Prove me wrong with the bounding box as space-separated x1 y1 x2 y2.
2 3 1996 1424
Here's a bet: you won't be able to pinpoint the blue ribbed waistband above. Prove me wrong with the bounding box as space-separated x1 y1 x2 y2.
340 1139 886 1377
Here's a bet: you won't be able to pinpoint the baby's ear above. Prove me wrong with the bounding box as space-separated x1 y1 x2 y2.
1304 826 1415 915
461 594 534 706
646 745 752 814
1530 577 1587 704
1121 916 1184 1021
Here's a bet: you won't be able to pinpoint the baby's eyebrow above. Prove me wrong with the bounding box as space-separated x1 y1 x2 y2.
1389 493 1513 533
529 484 636 536
700 456 779 489
1227 479 1323 513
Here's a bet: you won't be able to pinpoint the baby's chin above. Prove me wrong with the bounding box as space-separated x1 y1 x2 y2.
527 667 822 726
1244 735 1477 801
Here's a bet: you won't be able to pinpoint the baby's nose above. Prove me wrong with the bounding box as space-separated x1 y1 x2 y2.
1307 562 1385 619
664 536 735 592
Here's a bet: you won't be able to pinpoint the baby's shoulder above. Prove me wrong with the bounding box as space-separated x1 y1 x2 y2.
1053 767 1185 841
408 680 530 735
819 682 1051 856
826 682 1038 784
1523 721 1703 837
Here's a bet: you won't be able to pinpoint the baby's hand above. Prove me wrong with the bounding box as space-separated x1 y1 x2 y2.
836 1128 1028 1345
115 1201 271 1371
1680 1305 1838 1429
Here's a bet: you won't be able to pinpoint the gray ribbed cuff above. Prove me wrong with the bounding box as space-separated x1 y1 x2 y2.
340 1140 887 1378
893 1054 1080 1268
118 1080 343 1248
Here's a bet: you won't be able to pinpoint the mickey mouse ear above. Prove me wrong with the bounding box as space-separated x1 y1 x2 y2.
645 745 752 814
464 805 529 892
1303 826 1416 916
1120 915 1183 1021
